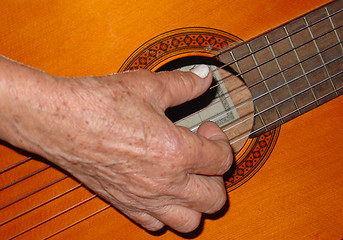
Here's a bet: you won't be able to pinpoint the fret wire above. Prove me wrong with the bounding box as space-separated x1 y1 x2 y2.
0 165 50 191
229 84 343 144
246 42 283 124
228 49 268 132
265 33 300 115
229 50 243 74
0 175 68 210
0 184 82 227
214 7 343 75
325 5 343 94
8 195 97 240
284 20 319 105
0 157 31 174
230 47 266 129
185 45 342 132
326 6 343 51
223 68 342 134
43 205 111 240
305 11 337 96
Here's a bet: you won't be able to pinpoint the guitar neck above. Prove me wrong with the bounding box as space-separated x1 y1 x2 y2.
218 0 343 137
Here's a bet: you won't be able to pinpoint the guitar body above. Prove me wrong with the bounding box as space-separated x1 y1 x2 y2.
1 0 343 239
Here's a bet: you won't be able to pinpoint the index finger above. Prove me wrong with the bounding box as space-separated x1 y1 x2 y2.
180 121 233 175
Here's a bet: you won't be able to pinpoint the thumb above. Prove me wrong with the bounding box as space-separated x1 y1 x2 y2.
157 65 212 110
197 121 228 143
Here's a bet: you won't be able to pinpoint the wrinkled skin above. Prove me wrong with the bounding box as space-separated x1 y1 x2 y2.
0 56 233 233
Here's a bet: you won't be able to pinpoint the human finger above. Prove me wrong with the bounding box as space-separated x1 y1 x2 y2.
153 205 202 233
180 174 228 214
157 65 213 110
180 121 233 175
124 210 165 232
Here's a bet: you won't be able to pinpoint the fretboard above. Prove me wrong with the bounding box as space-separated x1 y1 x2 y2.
217 0 343 137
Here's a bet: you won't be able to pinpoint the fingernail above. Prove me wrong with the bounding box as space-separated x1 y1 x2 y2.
191 65 210 78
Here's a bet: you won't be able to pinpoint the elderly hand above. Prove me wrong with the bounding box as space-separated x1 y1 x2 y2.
0 57 233 233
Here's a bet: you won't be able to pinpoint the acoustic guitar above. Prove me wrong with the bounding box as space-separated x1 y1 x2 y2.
0 0 342 239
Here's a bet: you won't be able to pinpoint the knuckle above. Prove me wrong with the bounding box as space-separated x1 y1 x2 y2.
131 69 161 94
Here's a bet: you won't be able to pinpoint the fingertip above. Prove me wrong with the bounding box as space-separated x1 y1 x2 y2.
190 64 210 78
191 65 213 90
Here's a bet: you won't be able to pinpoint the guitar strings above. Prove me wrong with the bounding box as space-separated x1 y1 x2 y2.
42 205 111 240
187 38 341 130
0 7 340 175
1 5 337 210
0 157 31 174
1 33 340 192
1 3 342 238
38 7 343 236
2 51 340 211
0 175 68 211
33 84 343 240
221 67 342 139
0 183 82 226
29 7 343 239
211 6 342 76
229 84 343 145
0 165 51 191
210 24 342 93
218 58 342 133
5 80 342 237
177 51 343 133
7 195 97 240
2 39 337 191
179 3 343 126
166 23 343 133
